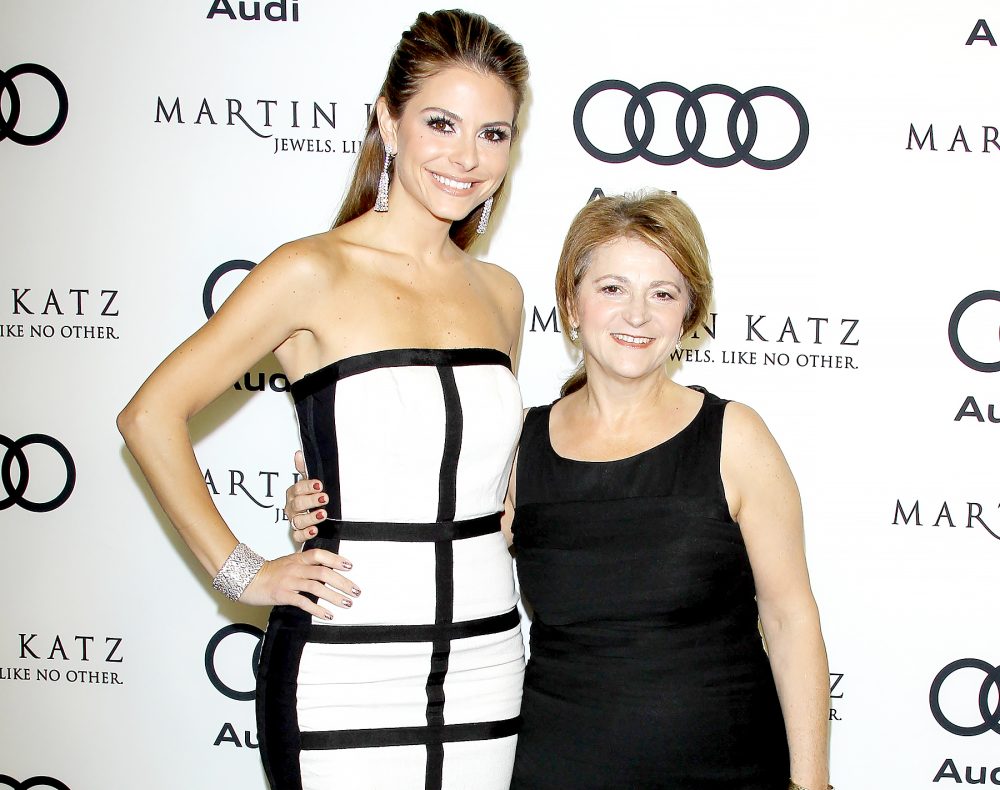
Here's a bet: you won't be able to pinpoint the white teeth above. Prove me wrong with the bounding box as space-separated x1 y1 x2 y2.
432 173 473 190
612 333 652 345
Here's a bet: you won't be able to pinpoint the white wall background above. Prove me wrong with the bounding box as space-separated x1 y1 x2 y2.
2 1 998 787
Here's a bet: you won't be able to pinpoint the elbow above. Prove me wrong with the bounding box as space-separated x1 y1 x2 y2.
117 400 149 447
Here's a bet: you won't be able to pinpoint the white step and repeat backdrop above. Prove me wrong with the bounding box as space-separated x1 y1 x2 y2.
2 1 998 788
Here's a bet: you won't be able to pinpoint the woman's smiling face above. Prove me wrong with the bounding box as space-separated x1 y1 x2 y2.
572 236 691 386
381 66 515 224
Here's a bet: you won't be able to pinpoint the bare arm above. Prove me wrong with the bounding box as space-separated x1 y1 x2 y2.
722 402 830 790
118 243 358 616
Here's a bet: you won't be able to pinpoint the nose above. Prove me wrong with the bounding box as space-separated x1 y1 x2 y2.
449 132 479 171
624 293 650 327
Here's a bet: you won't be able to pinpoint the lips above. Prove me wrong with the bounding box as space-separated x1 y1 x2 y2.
611 332 653 347
430 172 474 192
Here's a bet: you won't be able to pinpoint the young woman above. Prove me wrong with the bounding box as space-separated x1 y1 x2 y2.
288 192 833 790
118 11 530 790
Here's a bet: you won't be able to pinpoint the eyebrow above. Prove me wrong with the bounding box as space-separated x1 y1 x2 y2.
420 106 513 129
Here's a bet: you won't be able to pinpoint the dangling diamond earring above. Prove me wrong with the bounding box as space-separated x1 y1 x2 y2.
476 196 494 235
569 325 579 342
375 145 394 213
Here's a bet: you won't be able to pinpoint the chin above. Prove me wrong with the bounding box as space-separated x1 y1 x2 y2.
429 202 478 225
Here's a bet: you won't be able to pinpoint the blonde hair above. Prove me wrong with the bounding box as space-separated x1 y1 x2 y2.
334 10 529 251
555 191 713 396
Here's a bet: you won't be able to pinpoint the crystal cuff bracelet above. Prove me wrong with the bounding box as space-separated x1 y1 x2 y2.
212 542 265 601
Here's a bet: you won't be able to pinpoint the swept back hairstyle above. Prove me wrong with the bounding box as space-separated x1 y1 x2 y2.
334 9 529 250
555 191 714 396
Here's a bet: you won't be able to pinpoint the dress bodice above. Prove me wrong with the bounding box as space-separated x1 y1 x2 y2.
291 347 522 524
512 387 757 642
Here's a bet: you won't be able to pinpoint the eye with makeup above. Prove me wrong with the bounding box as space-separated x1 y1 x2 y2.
425 114 456 134
600 284 626 296
481 126 510 144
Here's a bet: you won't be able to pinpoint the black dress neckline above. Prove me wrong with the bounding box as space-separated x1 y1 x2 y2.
543 386 708 465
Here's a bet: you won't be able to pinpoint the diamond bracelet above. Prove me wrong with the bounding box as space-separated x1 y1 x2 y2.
211 542 265 601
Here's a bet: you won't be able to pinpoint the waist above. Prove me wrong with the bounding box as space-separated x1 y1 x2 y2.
306 511 502 544
529 615 767 658
270 605 521 642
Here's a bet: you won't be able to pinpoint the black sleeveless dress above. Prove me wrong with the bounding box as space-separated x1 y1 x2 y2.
510 388 789 789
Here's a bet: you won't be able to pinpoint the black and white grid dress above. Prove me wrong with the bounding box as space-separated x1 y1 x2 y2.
256 348 524 790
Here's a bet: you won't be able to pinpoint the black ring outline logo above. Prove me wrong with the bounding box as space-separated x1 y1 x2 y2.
0 434 76 512
929 658 1000 737
948 290 1000 373
0 776 71 790
573 80 809 170
202 259 256 319
204 623 264 701
0 64 69 146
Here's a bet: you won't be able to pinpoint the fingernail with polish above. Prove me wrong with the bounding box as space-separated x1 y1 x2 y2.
351 586 361 597
342 598 353 608
325 612 334 620
318 495 328 504
341 559 353 570
315 510 325 520
313 482 321 491
310 528 318 537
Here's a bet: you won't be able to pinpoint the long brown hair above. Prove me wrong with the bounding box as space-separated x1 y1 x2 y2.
555 192 714 396
334 10 529 251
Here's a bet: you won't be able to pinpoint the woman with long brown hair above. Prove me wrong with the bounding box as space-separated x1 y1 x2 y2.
118 10 530 789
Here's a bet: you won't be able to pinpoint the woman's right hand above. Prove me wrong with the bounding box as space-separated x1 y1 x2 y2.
240 548 359 620
285 450 329 544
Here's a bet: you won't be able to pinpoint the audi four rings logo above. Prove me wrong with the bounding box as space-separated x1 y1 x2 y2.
949 290 1000 373
0 434 76 513
203 259 257 319
929 658 1000 737
573 80 809 170
205 623 264 701
0 64 69 146
0 777 71 790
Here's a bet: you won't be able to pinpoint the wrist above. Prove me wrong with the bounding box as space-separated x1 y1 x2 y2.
212 542 265 601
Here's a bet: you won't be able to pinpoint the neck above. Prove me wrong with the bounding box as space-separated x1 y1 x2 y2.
575 362 681 426
366 186 463 264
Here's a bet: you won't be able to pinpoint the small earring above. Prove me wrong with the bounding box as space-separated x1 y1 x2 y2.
375 145 394 213
568 325 579 342
476 196 494 235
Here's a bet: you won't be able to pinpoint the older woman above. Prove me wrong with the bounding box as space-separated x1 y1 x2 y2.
508 192 830 789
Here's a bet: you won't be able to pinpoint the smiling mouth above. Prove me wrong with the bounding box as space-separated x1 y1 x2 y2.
431 172 474 191
611 333 654 346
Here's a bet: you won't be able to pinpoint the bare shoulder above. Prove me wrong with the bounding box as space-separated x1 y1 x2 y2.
721 400 792 483
477 259 523 308
259 231 352 281
721 400 773 450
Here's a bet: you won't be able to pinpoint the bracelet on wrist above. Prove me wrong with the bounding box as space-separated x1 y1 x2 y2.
789 782 833 790
212 542 265 601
